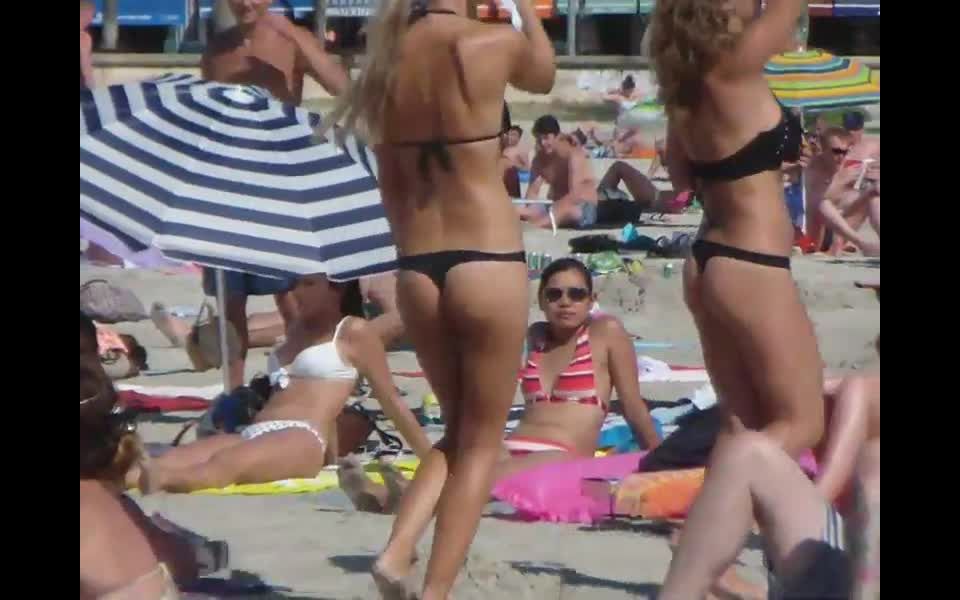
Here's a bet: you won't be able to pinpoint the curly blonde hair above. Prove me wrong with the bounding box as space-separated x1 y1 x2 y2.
649 0 744 114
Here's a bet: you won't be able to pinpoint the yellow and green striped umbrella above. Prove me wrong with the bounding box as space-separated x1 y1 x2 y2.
764 49 880 109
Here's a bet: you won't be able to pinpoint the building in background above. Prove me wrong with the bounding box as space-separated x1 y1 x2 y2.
86 0 879 57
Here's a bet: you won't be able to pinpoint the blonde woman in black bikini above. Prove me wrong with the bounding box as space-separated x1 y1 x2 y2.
322 0 554 596
649 0 836 597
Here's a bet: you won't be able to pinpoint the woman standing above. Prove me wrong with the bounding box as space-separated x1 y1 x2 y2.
324 0 555 596
649 0 822 459
649 2 826 594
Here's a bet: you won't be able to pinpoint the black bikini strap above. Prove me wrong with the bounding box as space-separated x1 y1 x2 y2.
409 3 458 25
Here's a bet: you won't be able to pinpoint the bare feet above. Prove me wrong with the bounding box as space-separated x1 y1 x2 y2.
378 461 410 514
138 462 164 495
338 456 388 513
151 302 191 348
372 554 417 600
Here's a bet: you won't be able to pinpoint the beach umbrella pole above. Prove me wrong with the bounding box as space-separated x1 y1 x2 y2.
215 268 232 392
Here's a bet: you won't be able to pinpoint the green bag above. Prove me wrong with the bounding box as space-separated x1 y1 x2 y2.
587 251 624 274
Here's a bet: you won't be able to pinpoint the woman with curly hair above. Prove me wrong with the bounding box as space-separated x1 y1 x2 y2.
648 1 835 596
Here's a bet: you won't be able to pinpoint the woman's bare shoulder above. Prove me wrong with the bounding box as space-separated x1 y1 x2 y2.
455 21 525 60
588 314 628 340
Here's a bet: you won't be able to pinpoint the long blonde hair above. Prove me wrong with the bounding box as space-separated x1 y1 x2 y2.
323 0 416 143
649 0 743 114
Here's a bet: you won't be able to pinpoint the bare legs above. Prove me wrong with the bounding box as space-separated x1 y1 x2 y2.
693 254 825 456
660 432 837 600
139 430 326 494
815 374 880 504
152 304 286 350
376 261 528 600
599 161 660 210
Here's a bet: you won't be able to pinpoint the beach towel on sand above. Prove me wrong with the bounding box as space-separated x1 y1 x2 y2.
118 390 209 413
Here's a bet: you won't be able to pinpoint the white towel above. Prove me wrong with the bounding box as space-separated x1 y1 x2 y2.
497 0 524 31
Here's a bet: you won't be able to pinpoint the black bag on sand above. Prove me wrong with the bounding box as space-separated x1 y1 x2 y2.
596 197 645 226
640 405 722 472
569 234 620 254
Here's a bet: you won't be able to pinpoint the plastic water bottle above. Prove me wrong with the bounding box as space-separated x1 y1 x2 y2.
422 393 442 424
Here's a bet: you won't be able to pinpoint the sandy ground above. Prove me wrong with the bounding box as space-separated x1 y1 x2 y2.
82 210 879 598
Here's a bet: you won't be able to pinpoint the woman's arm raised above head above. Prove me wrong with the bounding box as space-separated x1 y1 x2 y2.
727 0 805 75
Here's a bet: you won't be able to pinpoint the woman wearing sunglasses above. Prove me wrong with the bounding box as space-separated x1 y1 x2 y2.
512 258 661 460
340 258 661 511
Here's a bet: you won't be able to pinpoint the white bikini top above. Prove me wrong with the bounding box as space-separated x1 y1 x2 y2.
267 317 358 389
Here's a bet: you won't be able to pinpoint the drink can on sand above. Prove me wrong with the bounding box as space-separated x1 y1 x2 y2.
663 262 675 278
528 252 542 271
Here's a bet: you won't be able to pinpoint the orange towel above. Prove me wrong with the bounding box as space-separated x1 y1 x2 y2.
613 468 705 519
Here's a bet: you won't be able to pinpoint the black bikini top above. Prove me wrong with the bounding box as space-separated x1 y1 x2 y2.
688 102 802 182
387 7 507 180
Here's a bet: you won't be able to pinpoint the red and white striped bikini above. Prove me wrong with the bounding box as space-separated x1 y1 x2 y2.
519 323 607 414
505 323 605 457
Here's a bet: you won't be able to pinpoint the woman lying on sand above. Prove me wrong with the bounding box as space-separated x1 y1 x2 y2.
340 258 661 513
81 312 198 599
132 275 432 494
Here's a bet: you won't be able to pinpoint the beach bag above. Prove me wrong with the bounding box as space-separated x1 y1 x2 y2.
568 234 620 254
640 406 722 472
596 196 644 225
337 403 404 457
185 303 242 371
80 279 148 323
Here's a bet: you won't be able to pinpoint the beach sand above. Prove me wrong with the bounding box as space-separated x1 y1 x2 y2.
82 215 879 598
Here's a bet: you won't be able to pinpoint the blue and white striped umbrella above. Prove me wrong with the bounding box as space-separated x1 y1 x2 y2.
80 73 396 281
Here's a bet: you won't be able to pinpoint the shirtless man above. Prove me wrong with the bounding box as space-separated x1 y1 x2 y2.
502 125 531 171
817 111 881 256
521 115 599 228
202 0 349 389
803 127 852 250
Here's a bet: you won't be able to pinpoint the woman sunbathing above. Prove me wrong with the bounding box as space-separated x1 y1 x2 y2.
133 275 432 494
340 258 661 512
81 312 197 599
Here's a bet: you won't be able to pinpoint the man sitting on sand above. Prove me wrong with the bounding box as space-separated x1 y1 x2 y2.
820 151 880 256
518 115 600 228
502 124 532 172
518 115 687 229
803 127 853 250
200 0 350 389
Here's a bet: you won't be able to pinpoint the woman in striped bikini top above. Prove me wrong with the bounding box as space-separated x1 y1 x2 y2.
512 258 661 457
520 322 606 413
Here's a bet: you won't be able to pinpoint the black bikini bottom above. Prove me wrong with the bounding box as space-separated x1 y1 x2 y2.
691 240 790 273
397 250 526 290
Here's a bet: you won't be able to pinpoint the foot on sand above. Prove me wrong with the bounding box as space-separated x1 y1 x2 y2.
372 557 417 600
377 461 409 514
338 456 387 513
151 302 190 348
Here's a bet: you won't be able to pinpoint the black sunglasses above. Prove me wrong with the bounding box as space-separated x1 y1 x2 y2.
544 286 590 303
831 147 849 156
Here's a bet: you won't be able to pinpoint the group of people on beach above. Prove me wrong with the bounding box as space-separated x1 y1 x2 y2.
81 0 879 599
